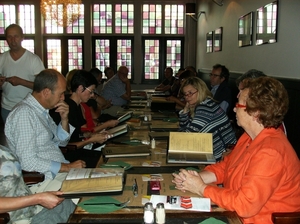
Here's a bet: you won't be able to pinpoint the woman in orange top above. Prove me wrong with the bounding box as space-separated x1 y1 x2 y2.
173 77 300 223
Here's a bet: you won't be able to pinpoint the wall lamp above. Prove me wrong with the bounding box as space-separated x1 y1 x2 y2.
186 3 205 22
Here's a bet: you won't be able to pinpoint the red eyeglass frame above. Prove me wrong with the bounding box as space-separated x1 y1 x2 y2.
235 103 246 108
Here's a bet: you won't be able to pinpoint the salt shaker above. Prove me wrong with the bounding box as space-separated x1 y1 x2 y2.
151 138 156 149
155 203 165 224
144 202 154 224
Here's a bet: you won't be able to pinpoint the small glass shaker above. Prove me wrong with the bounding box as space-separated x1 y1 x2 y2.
155 203 165 224
143 202 154 224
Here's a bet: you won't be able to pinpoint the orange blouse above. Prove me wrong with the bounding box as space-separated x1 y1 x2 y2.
204 128 300 223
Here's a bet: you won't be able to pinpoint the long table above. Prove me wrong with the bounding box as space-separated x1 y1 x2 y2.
67 92 242 223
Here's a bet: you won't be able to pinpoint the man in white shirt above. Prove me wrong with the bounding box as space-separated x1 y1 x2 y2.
0 24 45 123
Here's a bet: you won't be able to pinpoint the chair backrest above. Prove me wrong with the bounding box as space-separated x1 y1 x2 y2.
272 212 300 224
0 213 10 224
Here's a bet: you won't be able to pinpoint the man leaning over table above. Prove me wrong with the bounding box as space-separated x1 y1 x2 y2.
5 69 86 195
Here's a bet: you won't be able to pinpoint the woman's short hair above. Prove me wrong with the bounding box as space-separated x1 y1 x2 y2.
245 77 288 128
180 77 213 103
70 70 98 92
66 69 79 93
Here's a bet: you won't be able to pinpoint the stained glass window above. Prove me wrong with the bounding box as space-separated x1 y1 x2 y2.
165 4 184 34
44 4 84 34
95 39 110 74
19 4 35 34
117 39 132 79
166 40 182 73
0 40 9 53
144 39 160 79
93 4 112 34
115 4 134 34
68 39 83 71
142 4 162 34
0 5 16 34
46 39 62 72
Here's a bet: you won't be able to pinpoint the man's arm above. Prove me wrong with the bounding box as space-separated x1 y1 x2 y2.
0 192 65 213
121 78 131 101
5 76 34 89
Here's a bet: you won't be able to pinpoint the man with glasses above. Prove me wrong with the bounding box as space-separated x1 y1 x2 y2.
101 66 131 117
209 64 232 114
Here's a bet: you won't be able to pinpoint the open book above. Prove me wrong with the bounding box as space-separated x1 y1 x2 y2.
60 168 125 198
107 124 128 138
167 132 216 164
117 111 133 123
103 145 151 158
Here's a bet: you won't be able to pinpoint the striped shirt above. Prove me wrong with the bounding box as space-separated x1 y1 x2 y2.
179 97 236 160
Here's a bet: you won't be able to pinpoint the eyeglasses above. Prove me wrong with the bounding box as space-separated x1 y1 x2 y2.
84 87 95 95
209 73 221 78
235 103 246 108
183 90 198 98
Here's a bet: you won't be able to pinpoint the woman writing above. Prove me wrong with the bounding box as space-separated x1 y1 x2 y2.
178 77 236 160
173 77 300 223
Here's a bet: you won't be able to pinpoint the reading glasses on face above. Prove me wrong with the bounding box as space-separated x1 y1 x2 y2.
209 73 221 78
183 90 198 98
84 87 95 95
235 103 246 108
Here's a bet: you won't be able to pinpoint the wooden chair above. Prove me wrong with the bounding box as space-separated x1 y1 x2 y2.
59 144 77 154
272 212 300 224
0 171 45 224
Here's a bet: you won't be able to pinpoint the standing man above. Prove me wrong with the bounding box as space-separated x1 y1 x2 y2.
209 64 232 114
101 66 131 116
5 69 85 194
0 24 45 122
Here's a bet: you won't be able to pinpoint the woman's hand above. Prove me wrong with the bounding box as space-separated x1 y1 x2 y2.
183 102 190 113
90 132 110 144
105 120 119 128
172 169 207 196
36 191 65 209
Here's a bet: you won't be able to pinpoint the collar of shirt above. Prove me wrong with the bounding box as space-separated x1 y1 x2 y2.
211 85 219 96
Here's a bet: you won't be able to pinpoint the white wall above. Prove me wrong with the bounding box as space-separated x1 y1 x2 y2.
195 0 300 79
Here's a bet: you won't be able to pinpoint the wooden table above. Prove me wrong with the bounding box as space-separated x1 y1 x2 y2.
68 173 242 224
67 109 242 223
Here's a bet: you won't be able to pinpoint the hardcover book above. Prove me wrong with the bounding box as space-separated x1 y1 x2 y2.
167 132 216 164
107 124 128 138
60 168 125 198
117 111 133 123
103 145 151 158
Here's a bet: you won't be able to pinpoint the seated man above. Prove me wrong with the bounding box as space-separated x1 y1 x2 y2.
5 69 85 194
0 145 75 224
155 67 175 94
209 64 232 114
101 66 131 116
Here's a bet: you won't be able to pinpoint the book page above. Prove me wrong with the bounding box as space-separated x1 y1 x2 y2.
61 175 122 194
66 168 124 180
169 132 213 153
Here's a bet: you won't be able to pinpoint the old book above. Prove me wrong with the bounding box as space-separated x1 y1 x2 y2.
150 124 179 132
60 168 125 198
107 124 128 138
103 145 151 158
117 111 133 123
167 132 216 164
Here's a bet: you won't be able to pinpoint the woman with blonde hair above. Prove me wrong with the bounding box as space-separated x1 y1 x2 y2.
178 77 236 160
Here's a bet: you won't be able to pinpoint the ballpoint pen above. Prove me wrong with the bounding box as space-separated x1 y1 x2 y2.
132 178 138 197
